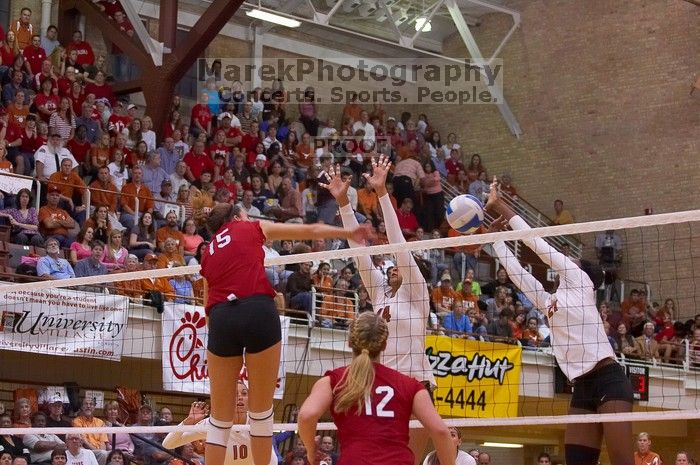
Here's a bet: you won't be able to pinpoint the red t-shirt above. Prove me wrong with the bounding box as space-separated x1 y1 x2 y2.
190 104 212 132
2 121 23 145
395 209 419 234
183 151 215 180
22 45 46 75
66 138 91 164
56 77 73 97
112 20 134 54
34 93 60 122
224 127 243 147
108 114 130 136
241 134 259 157
201 220 275 311
19 129 41 153
98 0 125 18
327 363 422 465
85 83 116 106
67 41 95 66
208 143 228 160
214 179 237 199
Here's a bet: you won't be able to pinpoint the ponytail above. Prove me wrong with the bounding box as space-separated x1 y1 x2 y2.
333 348 375 414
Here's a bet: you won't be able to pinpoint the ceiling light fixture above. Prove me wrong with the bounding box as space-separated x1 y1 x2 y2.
359 1 378 17
245 9 301 28
414 16 432 32
481 442 524 449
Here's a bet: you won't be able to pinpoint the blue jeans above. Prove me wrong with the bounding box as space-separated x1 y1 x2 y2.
453 252 478 281
290 292 312 313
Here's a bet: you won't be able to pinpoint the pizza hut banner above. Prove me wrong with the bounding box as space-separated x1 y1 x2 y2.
0 288 129 361
162 302 290 398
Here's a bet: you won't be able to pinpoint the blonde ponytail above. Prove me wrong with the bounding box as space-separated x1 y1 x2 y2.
332 312 388 414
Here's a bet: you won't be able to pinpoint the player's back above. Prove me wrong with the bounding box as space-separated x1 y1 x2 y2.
327 362 423 465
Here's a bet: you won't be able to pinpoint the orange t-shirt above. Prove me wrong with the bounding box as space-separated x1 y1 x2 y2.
49 171 86 198
320 294 355 320
121 182 154 213
357 189 379 217
72 416 108 449
140 276 175 296
634 451 662 465
295 143 313 168
90 180 119 212
156 252 186 269
431 286 459 311
156 227 185 248
7 104 30 128
39 205 72 237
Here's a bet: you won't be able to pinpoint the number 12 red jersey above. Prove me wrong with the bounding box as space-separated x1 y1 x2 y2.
326 362 423 465
201 220 275 312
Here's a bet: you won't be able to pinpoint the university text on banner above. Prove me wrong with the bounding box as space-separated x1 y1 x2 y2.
426 335 522 417
0 288 130 361
162 302 290 398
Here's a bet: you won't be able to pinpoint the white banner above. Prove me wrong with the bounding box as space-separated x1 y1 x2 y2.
162 302 290 398
0 288 130 361
0 172 33 194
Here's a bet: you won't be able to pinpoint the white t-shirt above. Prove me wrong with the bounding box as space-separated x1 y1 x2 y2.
163 419 276 465
108 162 130 191
423 450 477 465
34 144 78 177
66 448 99 465
352 120 376 142
340 195 435 385
492 215 615 380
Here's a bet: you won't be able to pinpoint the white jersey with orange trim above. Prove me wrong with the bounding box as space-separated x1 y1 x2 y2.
339 194 435 385
491 215 614 381
162 418 276 465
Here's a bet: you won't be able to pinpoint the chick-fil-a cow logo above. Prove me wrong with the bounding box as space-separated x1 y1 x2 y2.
169 310 208 382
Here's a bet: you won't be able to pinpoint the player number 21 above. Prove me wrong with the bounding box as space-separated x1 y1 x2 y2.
209 228 231 255
364 386 395 418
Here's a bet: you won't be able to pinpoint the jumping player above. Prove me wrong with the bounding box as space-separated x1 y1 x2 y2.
199 203 374 465
485 180 633 465
298 312 455 465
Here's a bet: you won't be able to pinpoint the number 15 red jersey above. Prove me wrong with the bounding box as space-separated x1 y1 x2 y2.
326 362 424 465
201 220 275 312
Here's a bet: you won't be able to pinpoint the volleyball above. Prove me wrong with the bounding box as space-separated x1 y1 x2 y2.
445 194 485 234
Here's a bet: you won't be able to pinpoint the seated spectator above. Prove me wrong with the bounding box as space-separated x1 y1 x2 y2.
156 237 186 269
250 174 273 213
37 237 75 279
70 225 95 264
357 285 373 313
431 273 459 317
486 307 513 339
183 140 213 182
634 322 660 360
156 211 185 254
1 188 43 245
395 197 419 238
613 322 638 357
169 444 201 465
75 240 108 278
49 157 88 224
455 268 482 297
169 160 190 194
288 261 313 313
102 400 134 457
169 271 194 304
45 394 71 437
143 152 170 196
85 205 112 244
120 165 154 231
595 229 623 270
107 149 129 191
0 414 29 461
237 189 261 217
128 211 157 259
72 397 108 464
131 404 171 465
139 253 175 299
690 327 700 368
356 177 380 224
181 219 204 258
442 300 473 337
114 254 144 298
24 411 65 464
269 177 303 223
659 322 687 364
154 179 178 223
64 434 99 465
499 173 518 199
102 229 128 269
521 317 544 347
90 166 119 213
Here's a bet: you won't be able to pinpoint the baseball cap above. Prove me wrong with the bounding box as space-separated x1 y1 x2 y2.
440 271 452 282
161 179 172 186
219 112 232 121
387 116 396 121
48 185 61 193
144 253 158 262
255 154 267 162
127 104 137 110
49 394 63 404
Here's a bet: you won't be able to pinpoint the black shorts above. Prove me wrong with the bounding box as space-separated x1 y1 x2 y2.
571 360 633 411
207 295 281 357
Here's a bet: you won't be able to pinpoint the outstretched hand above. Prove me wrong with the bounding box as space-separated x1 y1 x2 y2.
318 164 350 201
484 176 501 213
487 215 508 233
349 223 377 245
362 154 391 195
187 401 209 423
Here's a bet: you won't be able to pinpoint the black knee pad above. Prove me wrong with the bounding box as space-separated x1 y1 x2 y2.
565 444 600 465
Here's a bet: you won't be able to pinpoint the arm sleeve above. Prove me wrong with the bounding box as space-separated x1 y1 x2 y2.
509 215 584 285
378 194 426 295
491 241 550 311
339 202 384 302
161 420 205 449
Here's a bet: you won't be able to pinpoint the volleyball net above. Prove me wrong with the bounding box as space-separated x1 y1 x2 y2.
0 209 698 461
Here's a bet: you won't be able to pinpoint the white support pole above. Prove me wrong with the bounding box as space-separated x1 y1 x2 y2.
376 0 403 40
252 26 264 89
79 15 86 36
410 0 445 43
445 0 522 137
119 0 164 66
41 0 52 34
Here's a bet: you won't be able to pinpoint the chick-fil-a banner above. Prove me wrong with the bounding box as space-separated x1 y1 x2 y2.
162 302 290 398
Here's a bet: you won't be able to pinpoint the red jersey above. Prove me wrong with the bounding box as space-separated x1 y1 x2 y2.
22 45 46 74
66 138 91 164
67 41 95 66
201 220 275 311
190 104 212 131
85 83 116 106
208 143 229 160
214 179 237 199
2 122 23 145
183 151 215 180
19 129 40 153
327 363 422 465
108 114 130 136
34 93 60 122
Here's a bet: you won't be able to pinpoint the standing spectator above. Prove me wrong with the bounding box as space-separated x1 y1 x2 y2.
392 152 425 206
2 188 43 245
37 236 75 279
22 34 46 76
35 130 78 180
39 188 76 247
552 199 574 225
634 432 661 465
120 165 154 230
190 91 212 137
10 8 34 51
419 160 444 233
634 322 660 361
66 31 95 67
75 240 109 278
64 434 99 465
